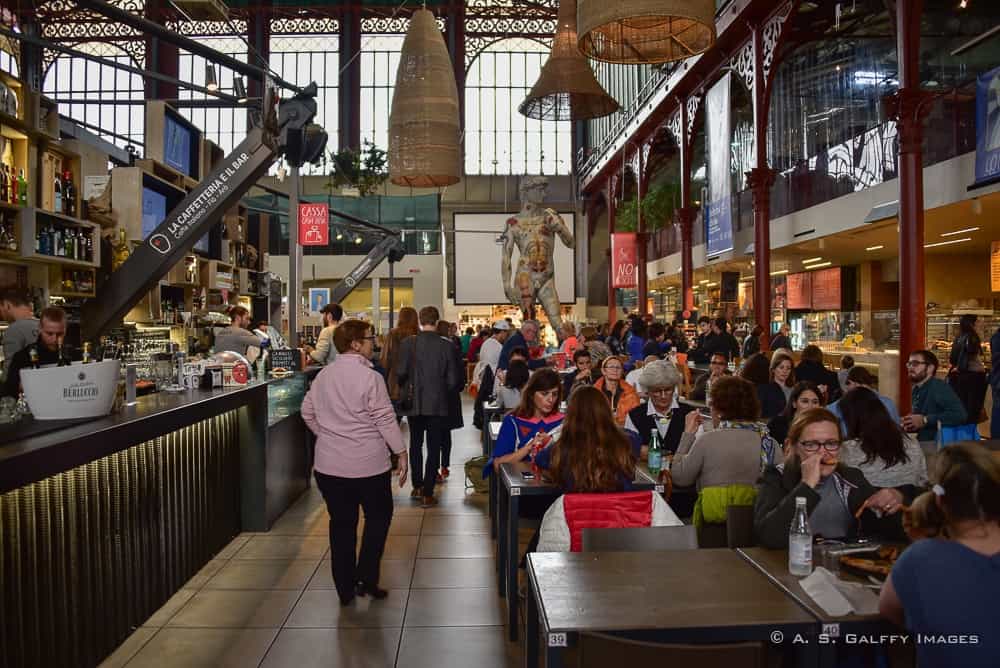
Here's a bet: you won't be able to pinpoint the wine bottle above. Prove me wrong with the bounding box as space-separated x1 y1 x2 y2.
17 169 27 207
63 171 75 217
53 173 62 213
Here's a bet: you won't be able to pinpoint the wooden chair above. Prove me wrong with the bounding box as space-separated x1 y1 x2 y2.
581 525 698 553
577 632 764 668
726 505 756 548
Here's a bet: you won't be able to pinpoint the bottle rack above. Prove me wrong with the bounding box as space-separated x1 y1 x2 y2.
48 265 96 298
19 207 100 268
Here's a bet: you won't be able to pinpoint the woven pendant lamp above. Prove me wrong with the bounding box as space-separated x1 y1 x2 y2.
519 0 620 121
577 0 716 64
388 8 461 188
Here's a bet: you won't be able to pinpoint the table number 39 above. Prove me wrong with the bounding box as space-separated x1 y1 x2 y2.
548 632 568 647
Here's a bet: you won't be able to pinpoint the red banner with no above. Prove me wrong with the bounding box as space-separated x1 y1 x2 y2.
611 233 638 289
299 203 329 246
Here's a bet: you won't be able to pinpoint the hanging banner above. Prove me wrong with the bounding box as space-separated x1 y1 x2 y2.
705 73 733 256
611 232 639 288
299 202 329 246
975 66 1000 186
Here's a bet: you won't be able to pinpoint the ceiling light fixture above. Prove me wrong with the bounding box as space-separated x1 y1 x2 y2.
205 63 219 92
354 235 363 245
706 282 718 287
801 256 823 263
804 261 832 269
941 226 980 237
699 279 710 284
233 76 248 103
865 245 884 251
770 269 789 276
925 237 972 248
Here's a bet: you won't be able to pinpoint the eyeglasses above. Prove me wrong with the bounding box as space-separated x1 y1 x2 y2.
648 388 674 396
798 440 842 452
905 361 927 368
604 365 623 371
710 360 726 366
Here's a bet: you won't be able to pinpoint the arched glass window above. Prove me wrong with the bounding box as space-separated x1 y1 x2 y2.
178 36 248 156
360 33 405 152
43 43 144 150
270 31 339 175
465 38 572 176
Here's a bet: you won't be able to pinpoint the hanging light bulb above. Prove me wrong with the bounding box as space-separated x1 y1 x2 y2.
233 76 248 103
205 63 219 92
335 228 344 240
519 0 619 121
354 235 363 245
577 0 716 64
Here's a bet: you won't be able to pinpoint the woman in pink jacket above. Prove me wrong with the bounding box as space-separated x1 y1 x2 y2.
302 320 408 606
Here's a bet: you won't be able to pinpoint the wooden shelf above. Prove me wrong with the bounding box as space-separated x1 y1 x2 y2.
50 290 96 299
18 207 100 268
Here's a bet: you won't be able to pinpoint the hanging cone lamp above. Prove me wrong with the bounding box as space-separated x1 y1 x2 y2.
388 7 461 188
577 0 716 65
519 0 620 121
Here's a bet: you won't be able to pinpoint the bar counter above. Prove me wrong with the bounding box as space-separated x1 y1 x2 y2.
0 373 314 668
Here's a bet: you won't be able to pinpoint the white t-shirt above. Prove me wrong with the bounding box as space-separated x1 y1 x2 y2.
479 337 503 372
626 368 644 394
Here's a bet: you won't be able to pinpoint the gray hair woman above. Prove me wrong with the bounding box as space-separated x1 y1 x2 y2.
624 360 689 457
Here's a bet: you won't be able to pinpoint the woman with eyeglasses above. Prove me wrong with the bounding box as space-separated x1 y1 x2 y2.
594 356 641 427
754 408 914 549
766 381 822 446
302 320 408 606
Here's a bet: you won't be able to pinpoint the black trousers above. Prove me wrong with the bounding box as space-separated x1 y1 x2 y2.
441 430 452 468
314 470 393 603
408 415 446 497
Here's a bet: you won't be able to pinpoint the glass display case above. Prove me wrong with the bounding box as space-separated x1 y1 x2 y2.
926 310 999 368
266 372 307 427
788 311 862 350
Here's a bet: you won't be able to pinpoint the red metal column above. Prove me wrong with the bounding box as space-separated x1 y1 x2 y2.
145 0 179 100
678 100 695 316
607 178 617 326
749 24 777 352
636 150 649 316
677 207 695 315
892 0 931 415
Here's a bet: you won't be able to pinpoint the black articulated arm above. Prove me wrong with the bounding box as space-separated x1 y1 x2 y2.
329 235 407 305
81 85 324 340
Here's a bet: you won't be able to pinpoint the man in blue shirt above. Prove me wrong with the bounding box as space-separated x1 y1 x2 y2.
497 319 547 371
901 349 966 442
827 366 900 431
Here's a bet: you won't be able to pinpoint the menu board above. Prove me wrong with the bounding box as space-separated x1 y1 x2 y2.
991 241 1000 292
786 272 812 310
811 267 842 311
269 349 302 372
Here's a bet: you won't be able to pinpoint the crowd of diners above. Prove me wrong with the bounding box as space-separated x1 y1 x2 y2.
298 308 997 666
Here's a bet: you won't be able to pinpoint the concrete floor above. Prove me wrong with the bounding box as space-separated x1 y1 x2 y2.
99 401 523 668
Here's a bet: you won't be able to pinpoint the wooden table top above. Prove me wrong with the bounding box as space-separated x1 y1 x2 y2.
500 462 657 495
528 549 816 634
738 547 885 624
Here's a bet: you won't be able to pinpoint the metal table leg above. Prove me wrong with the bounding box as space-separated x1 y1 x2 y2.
507 490 521 641
526 573 539 668
497 479 508 596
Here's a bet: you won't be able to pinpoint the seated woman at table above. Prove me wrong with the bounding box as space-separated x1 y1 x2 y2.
754 408 915 548
671 376 783 528
879 443 1000 668
838 387 928 489
485 368 563 476
624 360 692 459
537 386 683 552
766 381 822 445
496 359 530 412
761 352 796 419
594 355 641 427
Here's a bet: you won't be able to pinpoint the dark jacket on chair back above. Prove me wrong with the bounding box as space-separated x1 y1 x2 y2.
395 331 464 417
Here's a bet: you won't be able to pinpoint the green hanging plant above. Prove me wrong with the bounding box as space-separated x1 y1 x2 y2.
615 196 639 232
641 181 679 231
324 140 389 197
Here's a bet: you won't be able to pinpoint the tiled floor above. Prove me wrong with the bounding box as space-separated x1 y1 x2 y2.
99 401 522 668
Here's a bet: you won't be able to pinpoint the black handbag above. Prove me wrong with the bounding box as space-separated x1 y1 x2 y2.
398 335 417 412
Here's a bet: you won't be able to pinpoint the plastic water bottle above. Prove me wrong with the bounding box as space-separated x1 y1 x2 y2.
789 497 813 577
647 428 663 476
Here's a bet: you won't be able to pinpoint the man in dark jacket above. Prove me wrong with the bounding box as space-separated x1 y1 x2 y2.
770 323 792 351
497 319 547 371
699 318 739 362
794 344 842 403
991 327 1000 438
395 306 464 507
